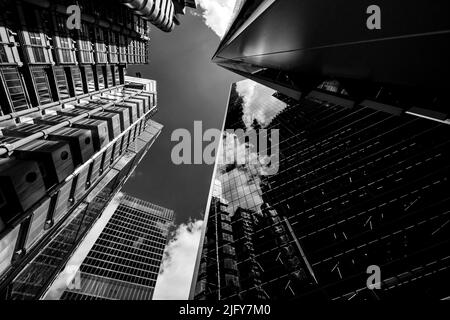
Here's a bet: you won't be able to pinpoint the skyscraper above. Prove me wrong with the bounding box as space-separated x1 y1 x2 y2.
0 0 166 300
212 0 450 118
58 194 174 300
191 79 450 301
123 0 197 32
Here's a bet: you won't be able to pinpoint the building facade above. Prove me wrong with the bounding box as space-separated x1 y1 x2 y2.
60 194 174 300
213 0 450 120
191 79 450 301
0 83 162 299
0 0 169 300
123 0 197 32
0 0 152 116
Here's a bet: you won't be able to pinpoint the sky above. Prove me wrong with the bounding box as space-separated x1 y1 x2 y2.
123 1 241 300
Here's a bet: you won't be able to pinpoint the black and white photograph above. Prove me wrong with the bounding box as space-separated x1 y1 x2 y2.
0 0 449 316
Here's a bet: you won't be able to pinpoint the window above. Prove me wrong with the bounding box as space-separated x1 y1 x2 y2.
222 233 233 242
70 66 84 95
223 245 236 256
118 35 127 63
108 31 118 64
0 45 7 63
95 28 107 64
54 66 70 99
221 222 232 232
0 28 17 64
29 32 45 62
0 226 20 275
84 66 96 92
0 67 29 113
96 65 105 90
31 66 52 104
54 36 75 64
76 24 94 64
224 274 239 287
223 259 237 271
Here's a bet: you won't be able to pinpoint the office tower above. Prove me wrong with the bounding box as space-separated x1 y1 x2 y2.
0 1 165 300
0 84 162 300
213 0 450 117
0 0 151 116
122 0 197 32
191 79 450 301
59 194 174 300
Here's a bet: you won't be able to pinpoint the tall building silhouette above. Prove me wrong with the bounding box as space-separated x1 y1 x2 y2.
191 79 450 301
60 194 174 300
0 0 168 300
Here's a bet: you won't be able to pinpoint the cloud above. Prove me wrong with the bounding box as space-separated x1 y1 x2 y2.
193 0 237 38
236 79 287 129
153 219 203 300
215 132 265 215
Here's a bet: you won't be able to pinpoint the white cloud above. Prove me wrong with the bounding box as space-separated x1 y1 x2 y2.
236 79 287 129
153 219 203 300
194 0 237 38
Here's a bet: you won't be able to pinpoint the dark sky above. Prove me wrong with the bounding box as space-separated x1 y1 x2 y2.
125 12 242 224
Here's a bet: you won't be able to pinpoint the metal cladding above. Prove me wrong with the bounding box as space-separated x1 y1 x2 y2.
213 0 450 116
0 86 160 299
121 0 176 32
0 1 164 300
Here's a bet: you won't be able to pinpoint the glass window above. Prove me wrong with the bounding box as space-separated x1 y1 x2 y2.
222 232 233 242
223 258 237 271
28 32 46 63
221 222 232 232
224 274 239 287
223 245 236 256
0 225 20 275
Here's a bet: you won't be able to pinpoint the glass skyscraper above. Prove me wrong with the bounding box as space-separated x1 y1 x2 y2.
212 0 450 116
191 79 450 301
59 194 174 300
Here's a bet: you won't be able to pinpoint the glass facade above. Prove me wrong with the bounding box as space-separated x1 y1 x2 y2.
191 79 450 301
60 194 174 300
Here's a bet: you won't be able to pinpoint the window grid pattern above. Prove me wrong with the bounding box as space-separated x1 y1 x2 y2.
194 81 450 301
62 194 174 300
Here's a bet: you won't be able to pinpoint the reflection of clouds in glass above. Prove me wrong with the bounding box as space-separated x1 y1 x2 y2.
220 168 263 215
216 133 264 215
235 79 287 129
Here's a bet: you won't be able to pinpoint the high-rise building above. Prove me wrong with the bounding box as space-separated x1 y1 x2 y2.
0 83 162 300
0 0 195 116
191 79 450 301
0 1 167 300
123 0 197 32
212 0 450 118
58 194 174 300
